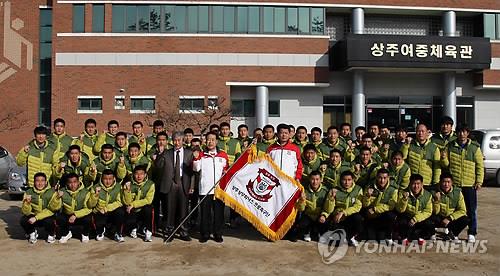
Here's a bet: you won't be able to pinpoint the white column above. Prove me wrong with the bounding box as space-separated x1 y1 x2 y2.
256 86 269 128
442 11 457 122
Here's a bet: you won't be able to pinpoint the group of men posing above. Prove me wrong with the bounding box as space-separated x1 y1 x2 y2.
16 116 483 246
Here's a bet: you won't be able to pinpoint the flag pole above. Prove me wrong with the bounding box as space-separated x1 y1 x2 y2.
164 145 253 244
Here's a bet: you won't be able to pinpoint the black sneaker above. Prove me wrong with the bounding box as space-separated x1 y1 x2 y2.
213 235 223 243
179 234 192 242
199 236 209 243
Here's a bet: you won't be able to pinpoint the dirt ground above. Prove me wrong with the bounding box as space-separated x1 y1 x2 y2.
0 186 499 276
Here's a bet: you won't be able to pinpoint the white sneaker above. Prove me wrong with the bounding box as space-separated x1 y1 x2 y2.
130 228 138 239
59 231 72 243
430 234 437 242
28 231 38 244
81 234 90 243
96 227 105 241
349 237 359 247
444 228 450 235
303 233 311 242
385 239 395 246
144 230 153 242
453 236 461 244
468 234 476 243
114 233 125 243
46 235 56 244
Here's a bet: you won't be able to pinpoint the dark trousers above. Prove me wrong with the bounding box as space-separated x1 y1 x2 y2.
94 208 126 235
20 215 56 236
431 215 470 237
295 214 328 237
153 190 167 231
364 211 397 240
200 195 224 238
396 214 435 240
125 205 153 232
166 184 189 235
57 214 92 236
331 213 363 240
461 187 477 235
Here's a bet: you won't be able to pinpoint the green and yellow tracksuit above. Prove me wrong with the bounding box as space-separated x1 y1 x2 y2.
431 132 457 151
362 184 398 216
125 153 152 177
256 137 277 156
94 132 116 153
293 138 309 153
432 186 467 220
73 131 98 161
441 139 484 188
352 160 379 188
402 139 441 186
310 140 330 161
21 186 61 220
114 143 129 158
61 184 96 218
297 184 335 221
388 162 411 190
54 153 94 187
122 178 155 212
92 180 123 214
320 138 348 161
323 161 351 189
49 132 73 160
129 134 148 155
346 146 382 164
16 140 60 187
217 135 242 165
396 188 432 223
331 184 363 217
237 136 253 151
92 153 127 183
301 155 321 186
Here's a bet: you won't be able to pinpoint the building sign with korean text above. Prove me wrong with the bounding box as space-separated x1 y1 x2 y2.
331 34 491 71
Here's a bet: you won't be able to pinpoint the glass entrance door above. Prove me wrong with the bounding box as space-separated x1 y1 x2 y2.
366 107 400 131
400 107 432 133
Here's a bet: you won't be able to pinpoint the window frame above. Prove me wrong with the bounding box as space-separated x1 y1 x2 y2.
77 96 103 114
130 96 156 114
179 96 206 114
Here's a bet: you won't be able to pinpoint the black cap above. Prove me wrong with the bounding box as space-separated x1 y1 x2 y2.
440 116 454 126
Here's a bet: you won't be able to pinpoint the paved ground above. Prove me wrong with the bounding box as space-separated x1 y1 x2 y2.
0 185 498 275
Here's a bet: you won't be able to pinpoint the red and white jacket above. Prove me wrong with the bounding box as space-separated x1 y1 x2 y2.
267 141 303 181
193 149 229 195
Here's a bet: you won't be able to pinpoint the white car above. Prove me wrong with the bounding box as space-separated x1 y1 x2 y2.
0 146 27 199
470 129 500 186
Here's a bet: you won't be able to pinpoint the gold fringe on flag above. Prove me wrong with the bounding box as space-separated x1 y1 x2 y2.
215 144 303 241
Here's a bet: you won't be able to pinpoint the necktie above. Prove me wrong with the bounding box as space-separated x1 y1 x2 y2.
174 150 181 185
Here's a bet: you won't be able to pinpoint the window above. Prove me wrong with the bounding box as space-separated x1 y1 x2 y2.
39 8 52 127
287 8 298 33
212 6 223 32
263 7 274 33
311 8 324 34
490 136 500 150
188 6 198 33
198 6 209 32
137 5 150 32
269 100 280 117
126 5 137 32
164 5 175 32
174 6 187 32
223 6 235 33
72 4 85 32
78 97 102 114
180 97 205 113
248 7 260 33
274 7 285 33
237 7 248 33
114 96 125 110
298 7 310 34
131 97 156 113
112 6 125 32
231 100 255 117
149 6 161 32
92 4 105 32
208 97 219 110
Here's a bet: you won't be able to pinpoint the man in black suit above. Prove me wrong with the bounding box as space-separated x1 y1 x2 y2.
154 131 194 241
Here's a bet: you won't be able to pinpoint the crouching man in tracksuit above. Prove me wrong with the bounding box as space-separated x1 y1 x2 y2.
395 174 434 245
431 172 469 242
294 170 334 242
93 169 125 242
123 165 155 242
193 131 229 243
20 172 61 244
329 171 364 246
362 168 398 244
58 173 96 243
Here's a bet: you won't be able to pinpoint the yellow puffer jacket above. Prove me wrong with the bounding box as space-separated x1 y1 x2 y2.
403 139 441 185
73 131 98 161
297 184 335 221
432 186 467 221
122 178 155 212
61 184 96 218
396 188 432 223
93 132 116 153
93 180 123 213
49 132 74 160
362 184 398 215
332 184 363 217
16 140 60 186
441 139 484 187
217 135 242 165
21 185 61 220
